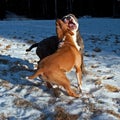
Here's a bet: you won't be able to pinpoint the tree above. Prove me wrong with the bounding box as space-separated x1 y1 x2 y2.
0 0 6 20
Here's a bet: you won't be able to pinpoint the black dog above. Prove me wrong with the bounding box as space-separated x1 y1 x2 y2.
26 36 59 59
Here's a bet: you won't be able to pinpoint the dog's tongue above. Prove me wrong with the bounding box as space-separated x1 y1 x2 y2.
68 23 76 30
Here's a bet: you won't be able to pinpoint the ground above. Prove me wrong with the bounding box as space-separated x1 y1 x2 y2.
0 17 120 120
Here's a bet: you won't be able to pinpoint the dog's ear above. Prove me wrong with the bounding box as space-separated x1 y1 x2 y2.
56 19 60 27
56 19 64 40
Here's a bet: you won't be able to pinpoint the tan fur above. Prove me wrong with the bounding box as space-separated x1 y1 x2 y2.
27 19 82 98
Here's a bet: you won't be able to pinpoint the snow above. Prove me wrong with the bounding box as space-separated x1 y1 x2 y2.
0 15 120 120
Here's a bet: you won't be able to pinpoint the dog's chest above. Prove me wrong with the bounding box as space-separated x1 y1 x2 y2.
72 33 80 50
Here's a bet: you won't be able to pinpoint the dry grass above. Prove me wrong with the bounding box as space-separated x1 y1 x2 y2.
90 103 120 119
0 80 12 90
14 98 32 108
106 110 120 119
104 84 120 92
0 113 7 120
5 45 11 50
52 87 61 97
54 106 79 120
26 39 36 44
95 80 102 86
13 97 41 110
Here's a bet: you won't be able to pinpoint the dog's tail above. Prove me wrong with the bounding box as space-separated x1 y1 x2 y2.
28 68 44 79
26 43 38 52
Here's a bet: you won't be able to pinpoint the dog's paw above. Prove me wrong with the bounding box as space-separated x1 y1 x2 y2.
26 76 29 79
73 93 80 98
26 76 33 81
58 41 64 48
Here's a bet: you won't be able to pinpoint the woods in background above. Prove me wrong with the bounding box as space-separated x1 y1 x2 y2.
0 0 120 19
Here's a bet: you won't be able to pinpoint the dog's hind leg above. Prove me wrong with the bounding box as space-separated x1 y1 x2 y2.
75 65 82 93
52 72 80 98
64 82 80 98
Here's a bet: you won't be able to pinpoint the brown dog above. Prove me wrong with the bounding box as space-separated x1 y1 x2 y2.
27 19 82 98
26 14 87 75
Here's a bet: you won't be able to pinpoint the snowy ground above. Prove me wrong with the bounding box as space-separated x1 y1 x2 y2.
0 17 120 120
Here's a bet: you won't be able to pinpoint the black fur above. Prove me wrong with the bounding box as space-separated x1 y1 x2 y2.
26 36 59 60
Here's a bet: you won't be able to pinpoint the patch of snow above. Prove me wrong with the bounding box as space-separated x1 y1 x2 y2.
0 17 120 119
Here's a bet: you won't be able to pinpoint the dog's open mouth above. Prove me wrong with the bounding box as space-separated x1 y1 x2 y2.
62 15 78 31
68 21 77 30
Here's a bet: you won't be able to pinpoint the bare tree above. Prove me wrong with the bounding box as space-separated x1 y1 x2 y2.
54 0 57 18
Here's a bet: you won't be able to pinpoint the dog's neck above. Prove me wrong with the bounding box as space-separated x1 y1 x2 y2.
61 33 78 50
71 32 80 50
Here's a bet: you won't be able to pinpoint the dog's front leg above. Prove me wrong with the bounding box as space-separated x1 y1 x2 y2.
75 66 82 93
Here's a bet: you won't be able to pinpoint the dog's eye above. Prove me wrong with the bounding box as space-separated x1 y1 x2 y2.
66 16 71 20
62 16 71 21
62 17 66 21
